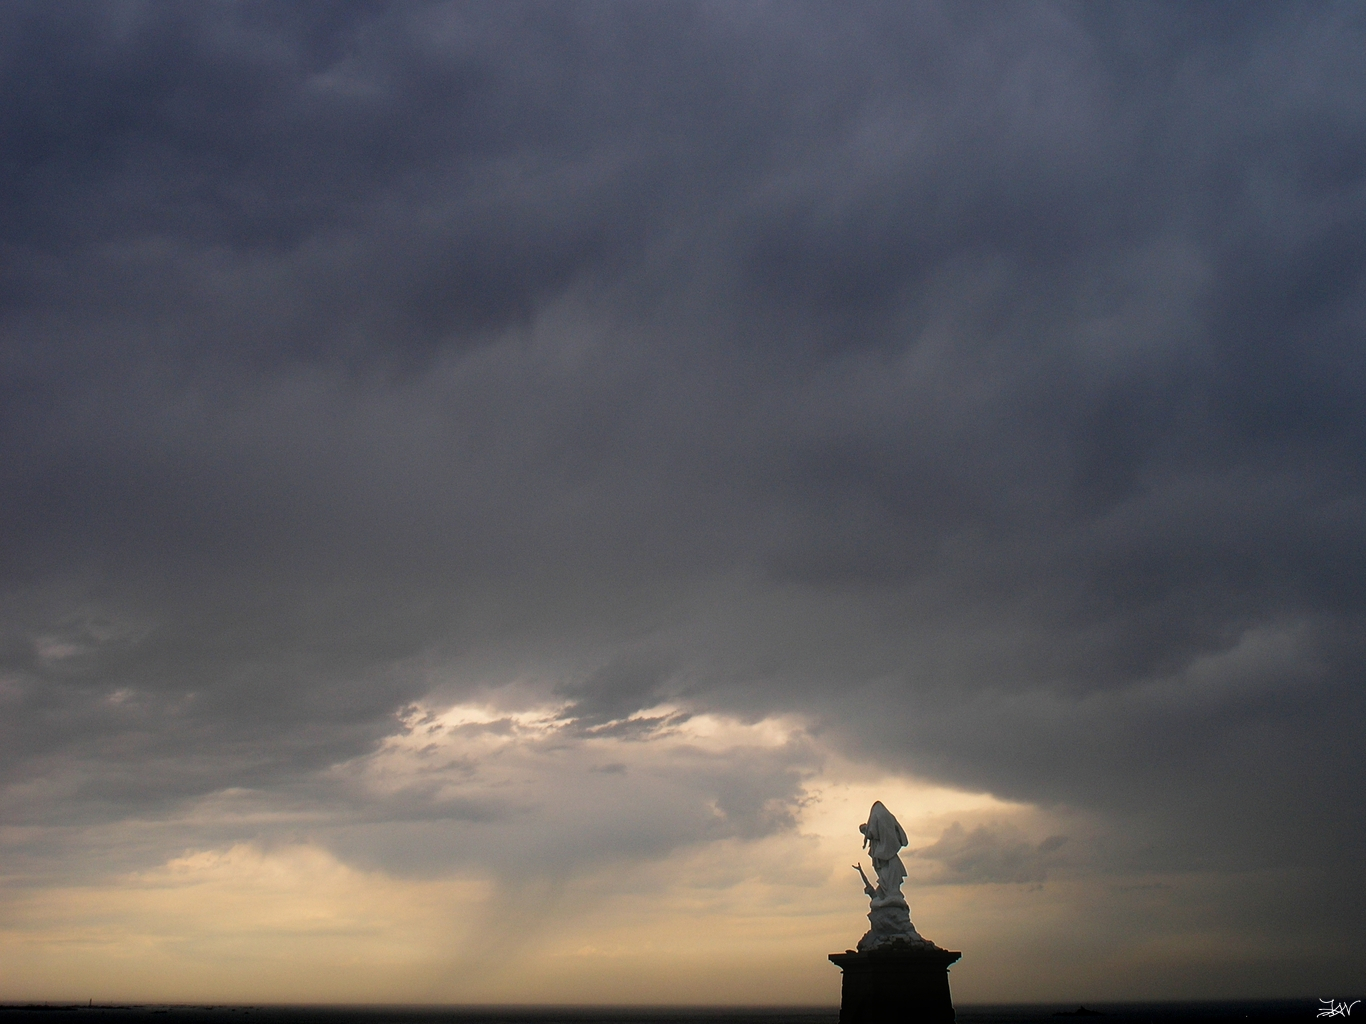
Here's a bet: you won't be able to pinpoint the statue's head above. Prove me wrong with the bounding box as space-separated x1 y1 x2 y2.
862 801 908 857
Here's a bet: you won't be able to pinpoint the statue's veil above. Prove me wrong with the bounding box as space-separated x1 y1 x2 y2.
865 800 908 861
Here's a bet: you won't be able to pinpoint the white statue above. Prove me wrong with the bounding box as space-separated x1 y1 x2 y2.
852 801 934 950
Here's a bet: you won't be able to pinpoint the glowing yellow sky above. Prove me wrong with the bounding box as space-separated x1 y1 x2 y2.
0 700 1295 1005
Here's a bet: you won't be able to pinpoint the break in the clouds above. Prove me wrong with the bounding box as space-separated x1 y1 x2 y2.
2 0 1364 1003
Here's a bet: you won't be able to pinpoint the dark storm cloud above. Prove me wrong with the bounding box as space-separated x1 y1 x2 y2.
2 0 1365 982
913 822 1070 885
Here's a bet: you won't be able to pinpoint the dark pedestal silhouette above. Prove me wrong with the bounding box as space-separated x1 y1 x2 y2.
829 945 961 1024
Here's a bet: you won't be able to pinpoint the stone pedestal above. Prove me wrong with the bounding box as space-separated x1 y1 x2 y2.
828 945 961 1024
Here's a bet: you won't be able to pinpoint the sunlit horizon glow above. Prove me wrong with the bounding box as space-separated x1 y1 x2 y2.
0 697 1281 1005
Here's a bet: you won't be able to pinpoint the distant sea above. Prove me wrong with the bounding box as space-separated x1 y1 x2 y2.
0 1001 1339 1024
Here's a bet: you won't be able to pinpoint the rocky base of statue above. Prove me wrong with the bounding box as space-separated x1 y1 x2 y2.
857 895 938 952
829 944 961 1024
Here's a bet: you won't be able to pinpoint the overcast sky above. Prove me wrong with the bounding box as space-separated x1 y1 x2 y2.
2 0 1364 1006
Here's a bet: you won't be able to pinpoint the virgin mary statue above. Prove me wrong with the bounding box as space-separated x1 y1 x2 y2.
853 801 933 950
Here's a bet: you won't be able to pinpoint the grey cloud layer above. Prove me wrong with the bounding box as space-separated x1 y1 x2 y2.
2 0 1364 979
